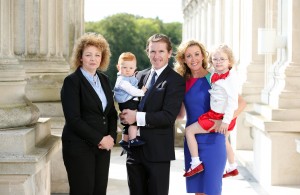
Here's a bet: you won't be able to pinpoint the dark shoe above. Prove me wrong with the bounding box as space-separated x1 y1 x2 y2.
119 140 129 147
119 140 130 156
120 145 131 156
183 163 204 177
120 149 128 156
128 138 145 147
223 169 239 178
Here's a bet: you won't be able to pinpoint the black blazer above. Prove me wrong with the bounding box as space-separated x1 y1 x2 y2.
61 68 118 146
136 65 185 162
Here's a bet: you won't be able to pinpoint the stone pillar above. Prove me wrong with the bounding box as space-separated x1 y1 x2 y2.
194 1 200 41
200 1 207 44
0 0 60 194
0 0 39 129
206 1 214 48
235 0 265 152
183 4 193 41
14 0 84 193
297 138 300 154
246 0 300 186
213 0 222 44
22 0 84 129
182 8 188 41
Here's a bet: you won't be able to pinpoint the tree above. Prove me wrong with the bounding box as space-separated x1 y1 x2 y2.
85 13 182 86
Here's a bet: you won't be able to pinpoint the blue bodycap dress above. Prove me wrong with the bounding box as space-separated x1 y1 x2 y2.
184 74 226 195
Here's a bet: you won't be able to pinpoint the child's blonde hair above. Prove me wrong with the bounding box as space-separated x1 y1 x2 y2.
208 44 235 69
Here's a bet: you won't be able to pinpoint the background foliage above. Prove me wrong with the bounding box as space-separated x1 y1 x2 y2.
85 13 182 86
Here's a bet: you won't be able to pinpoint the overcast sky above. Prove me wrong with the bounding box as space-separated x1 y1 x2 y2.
84 0 183 23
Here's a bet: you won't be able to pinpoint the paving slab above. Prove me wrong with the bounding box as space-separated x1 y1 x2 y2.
52 147 300 195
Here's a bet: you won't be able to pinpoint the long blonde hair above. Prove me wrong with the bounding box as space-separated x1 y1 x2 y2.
174 40 209 80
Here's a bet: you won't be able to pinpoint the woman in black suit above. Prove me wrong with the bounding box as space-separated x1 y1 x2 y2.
61 33 118 195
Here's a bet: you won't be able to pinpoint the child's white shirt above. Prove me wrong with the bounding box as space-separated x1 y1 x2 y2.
209 69 239 124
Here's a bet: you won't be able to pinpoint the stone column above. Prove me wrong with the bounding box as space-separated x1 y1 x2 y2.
22 0 84 128
246 0 300 186
200 1 207 44
206 1 214 48
0 0 39 129
182 8 188 41
186 5 194 41
235 0 265 152
213 0 222 44
15 0 84 193
0 0 60 194
193 0 200 41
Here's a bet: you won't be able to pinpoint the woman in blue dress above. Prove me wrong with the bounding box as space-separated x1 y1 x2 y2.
174 40 246 195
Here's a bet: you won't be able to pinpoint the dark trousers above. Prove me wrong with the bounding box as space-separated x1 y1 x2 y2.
62 140 111 195
126 147 171 195
119 99 139 134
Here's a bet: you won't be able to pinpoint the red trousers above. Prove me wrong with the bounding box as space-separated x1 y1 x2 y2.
198 109 237 132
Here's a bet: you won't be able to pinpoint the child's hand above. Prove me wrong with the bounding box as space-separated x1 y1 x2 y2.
141 86 147 93
208 119 221 132
216 122 229 134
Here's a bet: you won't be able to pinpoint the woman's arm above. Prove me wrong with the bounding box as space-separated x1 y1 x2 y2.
233 95 247 118
177 103 186 120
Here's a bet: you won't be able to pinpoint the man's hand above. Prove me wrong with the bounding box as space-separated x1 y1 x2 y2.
98 135 114 151
119 109 137 125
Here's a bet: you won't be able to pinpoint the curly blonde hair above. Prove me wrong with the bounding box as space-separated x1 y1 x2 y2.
71 32 111 71
208 44 236 69
174 40 209 80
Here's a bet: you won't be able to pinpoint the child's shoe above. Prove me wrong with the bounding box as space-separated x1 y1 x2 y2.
223 168 239 178
119 140 129 147
128 138 145 147
183 163 204 177
119 140 130 156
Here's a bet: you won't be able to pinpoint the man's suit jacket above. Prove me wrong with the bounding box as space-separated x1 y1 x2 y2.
61 68 118 146
136 65 185 162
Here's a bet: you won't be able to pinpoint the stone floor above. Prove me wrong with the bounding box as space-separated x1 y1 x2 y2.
52 147 300 195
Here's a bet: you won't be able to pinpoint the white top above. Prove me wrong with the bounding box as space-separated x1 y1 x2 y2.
209 69 239 124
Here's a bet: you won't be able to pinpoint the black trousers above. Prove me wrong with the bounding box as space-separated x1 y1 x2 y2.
119 99 139 134
126 147 171 195
62 140 111 195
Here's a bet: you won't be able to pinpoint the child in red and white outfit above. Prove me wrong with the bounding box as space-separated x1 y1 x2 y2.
184 44 240 178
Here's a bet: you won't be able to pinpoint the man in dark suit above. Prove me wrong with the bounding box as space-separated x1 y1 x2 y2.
120 34 185 195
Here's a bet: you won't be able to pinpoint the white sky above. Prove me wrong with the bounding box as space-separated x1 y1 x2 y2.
84 0 183 23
